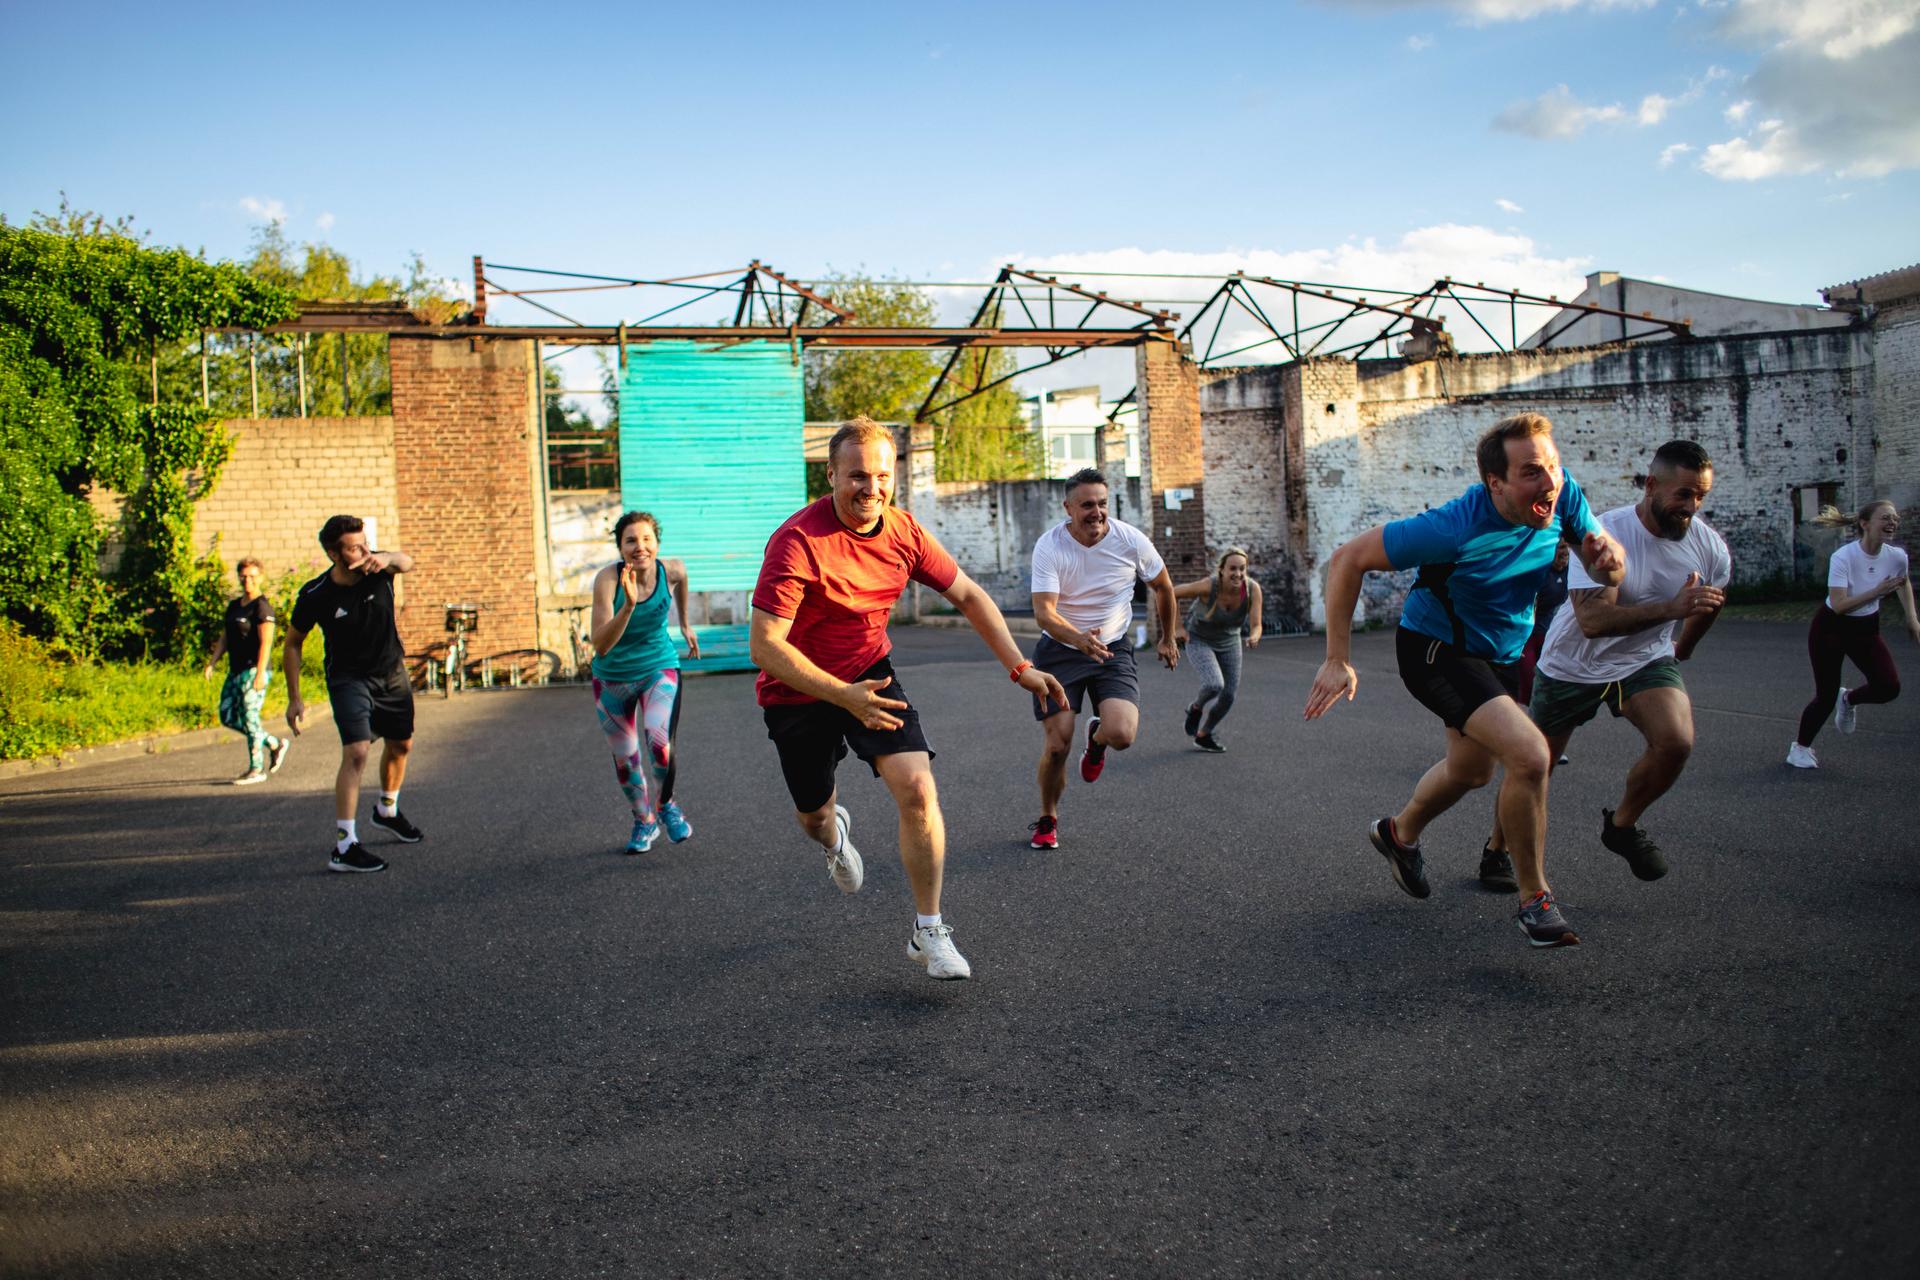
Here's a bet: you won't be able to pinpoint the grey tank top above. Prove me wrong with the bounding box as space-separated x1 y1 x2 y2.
1186 581 1252 641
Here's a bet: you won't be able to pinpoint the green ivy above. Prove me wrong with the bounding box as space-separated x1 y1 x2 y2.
0 222 295 657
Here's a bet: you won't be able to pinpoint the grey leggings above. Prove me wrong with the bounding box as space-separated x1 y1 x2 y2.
1186 635 1243 732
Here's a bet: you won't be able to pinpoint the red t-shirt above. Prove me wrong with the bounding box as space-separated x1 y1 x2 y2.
752 497 959 705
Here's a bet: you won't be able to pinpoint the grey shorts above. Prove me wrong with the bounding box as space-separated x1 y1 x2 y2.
1030 633 1140 720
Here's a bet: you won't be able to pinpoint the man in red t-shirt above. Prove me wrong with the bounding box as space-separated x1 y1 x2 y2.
751 416 1066 981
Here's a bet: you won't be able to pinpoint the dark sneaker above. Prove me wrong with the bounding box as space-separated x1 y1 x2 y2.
1600 809 1669 881
1184 704 1203 737
267 738 291 775
329 842 388 874
1368 818 1431 899
1028 815 1059 849
1193 733 1226 753
1478 843 1518 893
1516 890 1580 948
1079 716 1107 783
370 809 423 843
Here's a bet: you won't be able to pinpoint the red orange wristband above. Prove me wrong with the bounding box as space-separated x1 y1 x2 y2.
1008 660 1033 682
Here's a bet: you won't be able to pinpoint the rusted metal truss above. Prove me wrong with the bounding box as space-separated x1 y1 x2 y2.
1175 274 1694 366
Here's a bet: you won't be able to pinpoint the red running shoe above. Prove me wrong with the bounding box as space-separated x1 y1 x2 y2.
1079 715 1107 783
1028 815 1059 849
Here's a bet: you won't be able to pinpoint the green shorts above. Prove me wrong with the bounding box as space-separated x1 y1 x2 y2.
1528 658 1686 737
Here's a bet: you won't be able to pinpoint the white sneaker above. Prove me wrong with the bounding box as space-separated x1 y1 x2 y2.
826 804 863 894
1786 742 1819 769
1834 690 1857 734
907 922 972 980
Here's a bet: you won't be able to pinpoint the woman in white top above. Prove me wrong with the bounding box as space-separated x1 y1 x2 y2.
1788 500 1918 768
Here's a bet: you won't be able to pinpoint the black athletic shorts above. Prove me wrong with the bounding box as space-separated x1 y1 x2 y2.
762 657 933 814
1030 632 1139 720
328 664 416 745
1395 626 1522 733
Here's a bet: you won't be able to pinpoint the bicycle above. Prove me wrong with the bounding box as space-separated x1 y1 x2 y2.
443 603 480 697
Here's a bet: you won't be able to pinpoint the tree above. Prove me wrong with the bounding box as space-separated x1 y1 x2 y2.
802 275 1039 482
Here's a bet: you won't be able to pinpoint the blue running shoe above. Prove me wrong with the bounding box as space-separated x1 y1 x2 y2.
660 801 693 843
625 820 659 855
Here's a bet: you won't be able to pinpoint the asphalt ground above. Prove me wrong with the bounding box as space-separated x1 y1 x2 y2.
2 620 1917 1278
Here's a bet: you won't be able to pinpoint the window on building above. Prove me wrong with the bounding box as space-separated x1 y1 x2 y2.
544 361 619 491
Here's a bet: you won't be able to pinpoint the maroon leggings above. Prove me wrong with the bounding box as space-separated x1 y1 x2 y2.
1796 606 1902 746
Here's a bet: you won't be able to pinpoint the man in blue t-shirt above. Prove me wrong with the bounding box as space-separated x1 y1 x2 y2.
1303 412 1626 949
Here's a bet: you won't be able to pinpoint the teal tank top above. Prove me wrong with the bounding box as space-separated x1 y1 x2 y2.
591 565 680 680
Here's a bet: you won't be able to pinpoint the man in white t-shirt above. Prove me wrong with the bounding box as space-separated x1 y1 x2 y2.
1024 467 1180 849
1486 440 1730 884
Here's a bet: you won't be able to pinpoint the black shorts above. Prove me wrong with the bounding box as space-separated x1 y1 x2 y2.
1030 633 1140 720
761 658 933 814
328 665 416 745
1395 626 1522 733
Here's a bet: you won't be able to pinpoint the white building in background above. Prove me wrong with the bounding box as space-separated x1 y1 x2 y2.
1022 385 1141 480
1521 271 1854 348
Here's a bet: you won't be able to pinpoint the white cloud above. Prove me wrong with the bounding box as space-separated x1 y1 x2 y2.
1637 92 1674 124
1406 33 1436 50
238 196 287 224
316 212 336 231
1492 85 1626 138
1724 99 1752 122
1658 142 1694 166
1336 0 1656 20
1495 197 1525 212
1697 1 1920 179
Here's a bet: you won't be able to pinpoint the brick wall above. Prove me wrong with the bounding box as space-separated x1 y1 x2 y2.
1197 365 1299 629
925 476 1146 613
388 336 541 658
1135 337 1206 581
197 417 400 581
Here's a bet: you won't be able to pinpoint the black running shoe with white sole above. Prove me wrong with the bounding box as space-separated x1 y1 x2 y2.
1368 818 1431 899
1516 890 1579 947
329 842 388 873
1600 808 1669 881
370 809 423 843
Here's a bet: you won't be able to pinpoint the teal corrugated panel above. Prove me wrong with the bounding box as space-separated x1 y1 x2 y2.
617 341 805 592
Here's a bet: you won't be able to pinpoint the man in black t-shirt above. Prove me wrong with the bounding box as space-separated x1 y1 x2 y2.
285 514 422 873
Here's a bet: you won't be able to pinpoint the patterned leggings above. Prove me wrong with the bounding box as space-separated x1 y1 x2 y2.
592 669 681 822
1186 636 1244 733
219 668 281 772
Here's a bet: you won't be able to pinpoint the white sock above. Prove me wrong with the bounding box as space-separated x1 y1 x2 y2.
335 819 357 854
916 913 942 929
377 791 399 817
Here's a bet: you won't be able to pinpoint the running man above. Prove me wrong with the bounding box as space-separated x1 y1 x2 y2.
204 555 291 785
1788 499 1916 768
1173 547 1263 753
589 511 701 854
1483 440 1729 888
1303 412 1625 948
284 515 422 874
1026 467 1180 850
751 416 1065 981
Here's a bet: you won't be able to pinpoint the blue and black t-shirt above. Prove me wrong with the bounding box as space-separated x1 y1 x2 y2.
1381 477 1600 664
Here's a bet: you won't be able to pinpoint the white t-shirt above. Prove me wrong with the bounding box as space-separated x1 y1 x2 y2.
1828 540 1909 617
1030 519 1166 642
1537 504 1732 684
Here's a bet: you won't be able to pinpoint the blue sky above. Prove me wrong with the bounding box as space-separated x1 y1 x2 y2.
4 0 1915 396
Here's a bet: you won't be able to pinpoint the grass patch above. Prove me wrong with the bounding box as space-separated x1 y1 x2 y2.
0 624 328 762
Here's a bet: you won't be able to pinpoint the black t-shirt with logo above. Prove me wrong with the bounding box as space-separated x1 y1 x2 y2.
290 568 405 680
222 595 278 676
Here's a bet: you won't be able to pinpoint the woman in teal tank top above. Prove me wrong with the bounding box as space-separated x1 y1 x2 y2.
589 511 702 854
1171 547 1264 752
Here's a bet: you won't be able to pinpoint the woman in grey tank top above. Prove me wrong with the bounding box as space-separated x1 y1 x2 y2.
1172 548 1263 751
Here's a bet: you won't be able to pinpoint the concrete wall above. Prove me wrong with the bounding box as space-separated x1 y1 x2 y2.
1868 296 1920 514
925 476 1146 612
1202 326 1879 632
1524 272 1853 347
